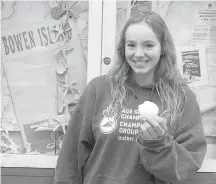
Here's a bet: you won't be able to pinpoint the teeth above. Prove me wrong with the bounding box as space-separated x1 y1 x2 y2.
134 60 148 64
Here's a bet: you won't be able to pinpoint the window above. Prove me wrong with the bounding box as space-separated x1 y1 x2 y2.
1 1 101 157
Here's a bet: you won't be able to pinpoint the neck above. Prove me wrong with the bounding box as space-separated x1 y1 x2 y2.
132 73 155 87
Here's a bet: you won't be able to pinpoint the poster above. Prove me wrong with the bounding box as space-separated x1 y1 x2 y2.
176 44 208 87
1 19 87 154
1 20 61 126
1 21 60 154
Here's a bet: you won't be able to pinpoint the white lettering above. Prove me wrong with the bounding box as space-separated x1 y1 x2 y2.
121 114 140 120
133 115 141 120
118 136 134 141
119 128 139 135
122 109 133 114
120 121 141 128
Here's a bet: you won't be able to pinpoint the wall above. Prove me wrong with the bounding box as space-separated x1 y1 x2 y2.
2 167 216 184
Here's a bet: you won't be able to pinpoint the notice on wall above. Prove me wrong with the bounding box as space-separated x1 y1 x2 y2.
198 8 216 25
192 25 209 44
176 44 208 87
1 20 71 60
1 21 67 126
1 18 87 154
4 51 58 126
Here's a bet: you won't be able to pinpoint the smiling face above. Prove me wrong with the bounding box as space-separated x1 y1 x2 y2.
124 23 161 84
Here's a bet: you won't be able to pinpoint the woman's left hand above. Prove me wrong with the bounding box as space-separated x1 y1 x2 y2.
140 116 167 139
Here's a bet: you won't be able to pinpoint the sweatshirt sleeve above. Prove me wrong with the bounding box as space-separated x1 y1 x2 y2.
137 89 207 183
54 80 96 184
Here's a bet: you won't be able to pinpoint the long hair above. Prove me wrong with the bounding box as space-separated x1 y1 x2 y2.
107 11 186 129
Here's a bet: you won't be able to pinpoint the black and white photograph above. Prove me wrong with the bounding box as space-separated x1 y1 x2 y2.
176 44 208 87
1 1 216 184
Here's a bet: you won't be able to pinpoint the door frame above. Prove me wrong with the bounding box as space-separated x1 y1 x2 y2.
87 0 103 83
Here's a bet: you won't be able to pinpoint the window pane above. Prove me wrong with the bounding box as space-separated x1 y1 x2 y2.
1 1 89 155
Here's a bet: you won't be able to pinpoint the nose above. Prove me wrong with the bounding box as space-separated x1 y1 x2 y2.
134 47 145 58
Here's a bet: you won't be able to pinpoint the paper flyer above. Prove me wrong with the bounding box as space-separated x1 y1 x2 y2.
2 20 60 126
176 44 208 87
1 19 86 154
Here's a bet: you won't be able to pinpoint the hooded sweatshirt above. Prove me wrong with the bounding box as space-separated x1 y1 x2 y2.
54 75 207 184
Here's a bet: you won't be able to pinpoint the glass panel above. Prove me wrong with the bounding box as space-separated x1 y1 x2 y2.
1 1 89 155
115 1 216 160
116 1 128 47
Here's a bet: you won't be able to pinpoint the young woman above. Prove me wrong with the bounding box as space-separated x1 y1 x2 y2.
54 11 207 184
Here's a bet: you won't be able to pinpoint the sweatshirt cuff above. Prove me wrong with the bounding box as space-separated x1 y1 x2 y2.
137 131 173 152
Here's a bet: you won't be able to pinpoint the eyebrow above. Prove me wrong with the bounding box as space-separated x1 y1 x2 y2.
125 40 156 43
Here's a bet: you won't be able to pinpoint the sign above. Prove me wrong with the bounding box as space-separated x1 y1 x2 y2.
176 44 208 87
1 20 72 60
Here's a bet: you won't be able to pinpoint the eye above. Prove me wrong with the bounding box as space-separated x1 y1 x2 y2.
146 44 154 48
126 43 135 48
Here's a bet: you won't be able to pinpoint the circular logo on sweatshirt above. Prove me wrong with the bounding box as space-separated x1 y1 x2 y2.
100 117 117 134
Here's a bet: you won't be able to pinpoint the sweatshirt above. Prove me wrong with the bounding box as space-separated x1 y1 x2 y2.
54 75 207 184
